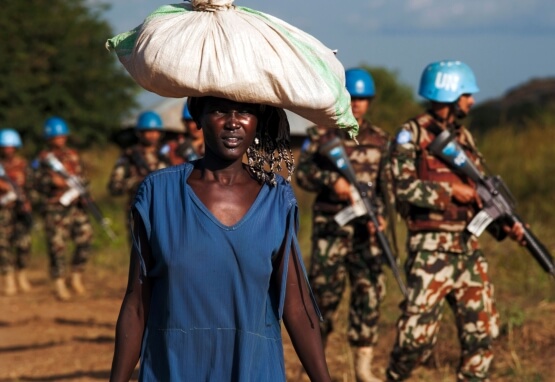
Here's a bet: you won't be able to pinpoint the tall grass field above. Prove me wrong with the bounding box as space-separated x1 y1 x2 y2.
27 122 555 380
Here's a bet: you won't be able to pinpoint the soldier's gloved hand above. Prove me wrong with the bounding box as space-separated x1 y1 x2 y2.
503 221 527 246
451 183 482 207
367 215 387 235
332 177 351 201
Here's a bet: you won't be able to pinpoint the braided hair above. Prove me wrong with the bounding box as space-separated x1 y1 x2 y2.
188 96 294 186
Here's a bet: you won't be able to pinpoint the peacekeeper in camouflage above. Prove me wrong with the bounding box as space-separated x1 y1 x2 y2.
108 111 169 241
386 60 525 382
108 111 168 199
296 68 392 382
0 128 33 296
34 117 93 301
160 101 204 166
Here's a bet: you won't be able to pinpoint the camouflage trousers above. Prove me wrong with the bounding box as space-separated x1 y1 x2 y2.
308 211 386 347
0 208 32 274
386 248 499 381
43 204 93 278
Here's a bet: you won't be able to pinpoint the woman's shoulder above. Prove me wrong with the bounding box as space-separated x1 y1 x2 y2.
267 173 297 209
143 162 194 184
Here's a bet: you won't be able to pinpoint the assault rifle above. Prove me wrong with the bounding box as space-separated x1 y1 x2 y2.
44 153 117 241
320 137 409 298
428 130 555 278
0 164 33 228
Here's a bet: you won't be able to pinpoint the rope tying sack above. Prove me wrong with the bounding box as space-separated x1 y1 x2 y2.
191 0 234 12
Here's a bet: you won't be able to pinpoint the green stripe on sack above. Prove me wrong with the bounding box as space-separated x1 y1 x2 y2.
107 4 191 56
238 7 358 137
106 28 138 55
144 3 190 23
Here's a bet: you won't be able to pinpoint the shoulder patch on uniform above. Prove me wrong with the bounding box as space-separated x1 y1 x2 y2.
159 144 170 155
396 130 412 145
31 158 40 170
301 138 310 152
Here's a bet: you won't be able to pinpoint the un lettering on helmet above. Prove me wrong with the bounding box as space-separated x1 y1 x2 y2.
418 60 479 103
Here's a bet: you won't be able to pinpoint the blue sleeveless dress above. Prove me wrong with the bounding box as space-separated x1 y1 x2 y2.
132 163 314 381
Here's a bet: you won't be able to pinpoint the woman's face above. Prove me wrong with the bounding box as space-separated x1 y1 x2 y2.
200 98 259 161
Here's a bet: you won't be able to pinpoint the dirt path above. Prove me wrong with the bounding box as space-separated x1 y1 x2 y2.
1 267 554 382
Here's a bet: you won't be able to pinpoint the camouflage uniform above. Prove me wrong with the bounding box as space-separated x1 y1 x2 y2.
386 112 502 381
0 155 33 274
160 138 200 166
296 121 391 347
34 147 93 279
108 144 169 202
107 144 169 240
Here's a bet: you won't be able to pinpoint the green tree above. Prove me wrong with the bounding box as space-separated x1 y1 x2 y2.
0 0 139 152
361 65 423 134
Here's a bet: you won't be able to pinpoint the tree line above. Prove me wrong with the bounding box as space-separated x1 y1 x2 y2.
3 0 551 155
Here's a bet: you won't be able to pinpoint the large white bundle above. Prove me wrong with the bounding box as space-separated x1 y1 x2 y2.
107 0 358 136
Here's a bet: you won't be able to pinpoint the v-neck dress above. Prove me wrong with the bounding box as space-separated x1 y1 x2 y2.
132 163 313 381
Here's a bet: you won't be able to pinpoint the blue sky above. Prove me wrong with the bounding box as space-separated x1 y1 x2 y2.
98 0 555 108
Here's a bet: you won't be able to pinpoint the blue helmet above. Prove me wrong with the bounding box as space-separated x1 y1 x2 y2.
345 68 375 98
0 128 22 148
418 60 479 103
44 116 69 138
182 102 193 121
136 111 163 130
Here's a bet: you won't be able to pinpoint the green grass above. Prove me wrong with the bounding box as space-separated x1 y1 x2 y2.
24 124 555 380
29 124 555 300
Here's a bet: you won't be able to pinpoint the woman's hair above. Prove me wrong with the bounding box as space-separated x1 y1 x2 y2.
188 96 294 186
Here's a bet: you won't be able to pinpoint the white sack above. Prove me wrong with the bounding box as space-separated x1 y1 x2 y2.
107 0 358 136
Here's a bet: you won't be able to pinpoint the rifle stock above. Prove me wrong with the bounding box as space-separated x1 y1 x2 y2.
320 137 409 298
0 164 33 228
45 154 117 241
428 130 555 279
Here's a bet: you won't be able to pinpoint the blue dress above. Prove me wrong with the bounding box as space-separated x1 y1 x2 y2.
133 163 314 381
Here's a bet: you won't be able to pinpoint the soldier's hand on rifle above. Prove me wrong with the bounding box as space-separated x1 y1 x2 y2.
333 176 352 202
367 215 387 235
503 221 527 246
0 179 12 193
50 171 69 188
452 183 482 208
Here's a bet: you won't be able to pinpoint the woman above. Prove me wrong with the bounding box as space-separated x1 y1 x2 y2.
110 96 331 381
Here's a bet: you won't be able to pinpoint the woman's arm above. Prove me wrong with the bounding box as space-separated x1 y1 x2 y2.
278 245 331 382
109 212 152 382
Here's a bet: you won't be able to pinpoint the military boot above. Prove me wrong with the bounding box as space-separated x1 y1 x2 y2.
354 346 381 382
70 272 85 295
54 277 71 301
4 269 17 296
17 270 32 292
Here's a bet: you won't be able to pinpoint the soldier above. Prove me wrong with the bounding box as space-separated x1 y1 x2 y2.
0 128 33 296
34 117 94 301
386 60 524 381
296 68 391 382
108 111 169 239
160 102 203 165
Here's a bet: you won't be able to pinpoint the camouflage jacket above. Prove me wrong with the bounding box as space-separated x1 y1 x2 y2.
0 155 32 211
108 144 169 200
296 120 392 217
160 138 200 166
391 111 486 253
34 147 87 206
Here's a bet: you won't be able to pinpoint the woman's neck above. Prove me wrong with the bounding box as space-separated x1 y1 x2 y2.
196 158 252 186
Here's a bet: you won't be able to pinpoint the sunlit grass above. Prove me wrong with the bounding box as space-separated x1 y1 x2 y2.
26 125 555 380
